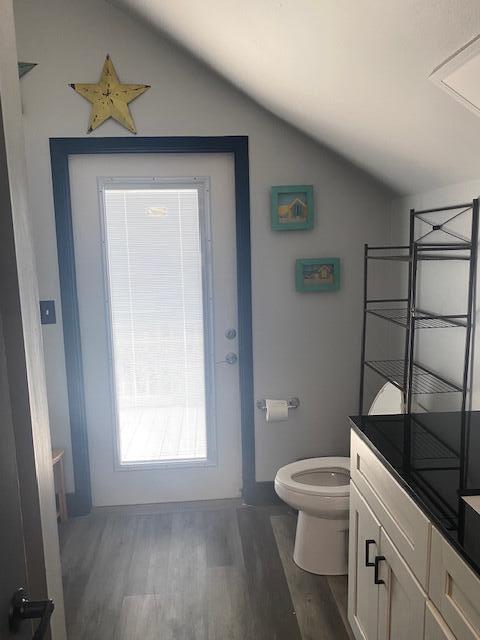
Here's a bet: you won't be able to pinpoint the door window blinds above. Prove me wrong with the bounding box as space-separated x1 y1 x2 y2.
103 187 207 463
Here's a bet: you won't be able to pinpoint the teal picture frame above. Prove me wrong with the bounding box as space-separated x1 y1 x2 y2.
271 185 314 230
295 258 340 292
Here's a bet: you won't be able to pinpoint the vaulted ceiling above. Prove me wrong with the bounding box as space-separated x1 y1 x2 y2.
116 0 480 194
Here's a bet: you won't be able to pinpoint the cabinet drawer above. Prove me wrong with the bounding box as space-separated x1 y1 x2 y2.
425 601 456 640
350 429 430 588
430 527 480 640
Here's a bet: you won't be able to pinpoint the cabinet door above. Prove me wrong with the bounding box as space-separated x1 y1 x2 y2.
425 601 456 640
430 527 480 640
377 528 426 640
348 482 381 640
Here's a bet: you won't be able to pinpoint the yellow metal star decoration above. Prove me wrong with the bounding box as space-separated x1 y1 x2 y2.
70 55 150 134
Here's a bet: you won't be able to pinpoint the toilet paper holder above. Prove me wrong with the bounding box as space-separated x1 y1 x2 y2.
256 397 300 411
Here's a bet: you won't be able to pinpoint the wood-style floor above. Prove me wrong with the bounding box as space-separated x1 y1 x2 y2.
59 501 354 640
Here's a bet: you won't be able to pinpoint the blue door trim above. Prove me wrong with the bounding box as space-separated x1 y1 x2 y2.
50 136 255 514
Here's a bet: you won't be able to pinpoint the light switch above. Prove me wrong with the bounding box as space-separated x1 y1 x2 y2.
40 300 56 325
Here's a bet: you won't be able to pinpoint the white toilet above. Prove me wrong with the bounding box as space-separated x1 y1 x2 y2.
274 383 402 575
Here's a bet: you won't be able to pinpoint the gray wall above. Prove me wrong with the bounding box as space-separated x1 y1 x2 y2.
391 179 480 411
14 0 394 490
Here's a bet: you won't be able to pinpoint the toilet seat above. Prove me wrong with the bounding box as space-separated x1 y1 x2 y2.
275 456 350 498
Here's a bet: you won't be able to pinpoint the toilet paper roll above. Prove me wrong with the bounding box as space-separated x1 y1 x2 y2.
265 399 289 422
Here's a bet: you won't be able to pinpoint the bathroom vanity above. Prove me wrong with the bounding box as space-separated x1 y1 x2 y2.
348 412 480 640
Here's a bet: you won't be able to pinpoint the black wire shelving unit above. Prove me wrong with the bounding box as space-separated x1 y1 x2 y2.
359 199 479 415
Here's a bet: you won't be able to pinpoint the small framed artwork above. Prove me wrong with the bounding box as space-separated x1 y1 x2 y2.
271 185 314 230
295 258 340 292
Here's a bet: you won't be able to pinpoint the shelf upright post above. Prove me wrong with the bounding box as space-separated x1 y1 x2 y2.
406 241 419 414
458 411 472 545
403 209 416 412
359 243 368 415
462 198 479 413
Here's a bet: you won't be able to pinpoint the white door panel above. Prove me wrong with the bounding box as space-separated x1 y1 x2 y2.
429 527 480 640
425 602 456 640
348 482 381 640
377 528 426 640
69 153 241 505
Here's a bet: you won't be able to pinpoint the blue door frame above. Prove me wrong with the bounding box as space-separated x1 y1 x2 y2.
50 136 259 514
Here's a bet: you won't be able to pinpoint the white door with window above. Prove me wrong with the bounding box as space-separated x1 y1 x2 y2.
68 153 242 505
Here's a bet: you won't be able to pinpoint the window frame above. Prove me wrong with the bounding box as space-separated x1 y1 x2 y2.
97 175 217 470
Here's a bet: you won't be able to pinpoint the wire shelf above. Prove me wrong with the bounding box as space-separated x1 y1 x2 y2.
367 254 410 261
366 307 468 329
366 243 471 262
367 254 470 261
365 359 462 394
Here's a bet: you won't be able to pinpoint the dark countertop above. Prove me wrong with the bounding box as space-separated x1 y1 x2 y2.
349 412 480 578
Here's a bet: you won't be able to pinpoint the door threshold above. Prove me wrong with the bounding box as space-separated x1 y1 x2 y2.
90 497 243 516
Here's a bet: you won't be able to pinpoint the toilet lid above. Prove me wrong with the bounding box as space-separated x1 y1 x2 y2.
275 457 350 497
368 382 403 415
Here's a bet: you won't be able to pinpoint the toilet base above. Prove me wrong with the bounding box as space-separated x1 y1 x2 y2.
293 511 349 575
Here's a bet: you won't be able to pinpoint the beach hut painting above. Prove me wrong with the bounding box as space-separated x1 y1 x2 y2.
271 185 314 230
295 258 340 292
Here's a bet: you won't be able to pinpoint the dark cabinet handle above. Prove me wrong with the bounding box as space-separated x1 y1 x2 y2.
374 555 386 585
365 539 376 567
9 588 54 639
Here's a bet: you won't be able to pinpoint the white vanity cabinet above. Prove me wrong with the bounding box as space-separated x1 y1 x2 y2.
348 482 425 640
348 428 480 640
350 427 430 588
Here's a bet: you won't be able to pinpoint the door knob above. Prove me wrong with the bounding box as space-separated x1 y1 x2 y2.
225 352 238 365
9 588 54 639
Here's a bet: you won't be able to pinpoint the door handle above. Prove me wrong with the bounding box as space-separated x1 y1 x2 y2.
365 539 376 567
225 352 238 365
374 555 386 585
9 588 54 639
